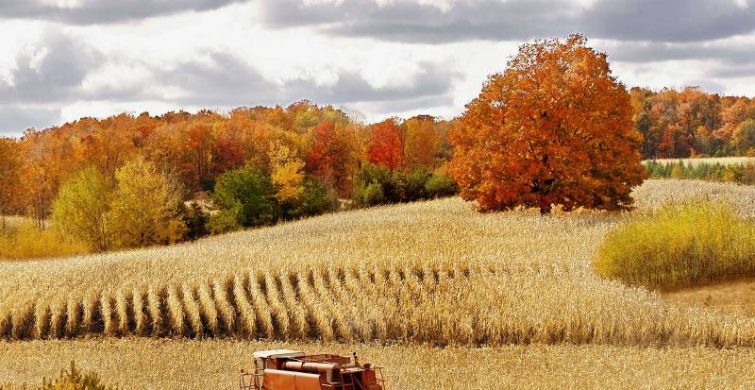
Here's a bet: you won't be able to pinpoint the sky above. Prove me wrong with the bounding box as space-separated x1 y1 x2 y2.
1 0 755 137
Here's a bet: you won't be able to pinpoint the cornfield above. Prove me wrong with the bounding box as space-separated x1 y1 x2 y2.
2 339 754 390
0 180 753 348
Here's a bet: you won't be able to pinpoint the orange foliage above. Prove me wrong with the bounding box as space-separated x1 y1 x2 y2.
403 115 440 170
368 118 404 170
449 34 646 214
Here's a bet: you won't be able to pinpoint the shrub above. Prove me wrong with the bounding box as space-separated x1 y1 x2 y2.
424 173 458 199
352 164 458 206
0 223 89 260
405 169 431 202
354 182 385 207
212 166 277 227
40 361 114 390
180 202 209 240
594 201 755 290
206 209 240 235
286 179 337 219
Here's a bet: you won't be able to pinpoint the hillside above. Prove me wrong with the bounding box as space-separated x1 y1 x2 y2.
0 179 754 389
0 180 753 347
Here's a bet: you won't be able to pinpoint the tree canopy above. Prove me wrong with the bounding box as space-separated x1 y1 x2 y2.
449 34 646 214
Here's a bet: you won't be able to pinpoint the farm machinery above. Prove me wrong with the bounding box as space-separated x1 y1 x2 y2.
239 349 386 390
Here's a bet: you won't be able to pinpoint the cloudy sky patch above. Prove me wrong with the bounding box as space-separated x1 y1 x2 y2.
1 0 754 136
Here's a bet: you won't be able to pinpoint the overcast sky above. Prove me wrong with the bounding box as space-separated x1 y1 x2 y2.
1 0 754 137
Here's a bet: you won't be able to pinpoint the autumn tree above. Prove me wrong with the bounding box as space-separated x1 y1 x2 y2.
108 157 186 249
368 118 404 170
268 140 305 203
52 167 111 251
403 115 440 169
0 138 21 228
305 120 357 197
449 35 646 214
734 119 755 155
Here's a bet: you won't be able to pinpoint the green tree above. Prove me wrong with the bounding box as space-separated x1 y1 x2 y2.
51 167 111 252
109 157 186 249
212 166 277 227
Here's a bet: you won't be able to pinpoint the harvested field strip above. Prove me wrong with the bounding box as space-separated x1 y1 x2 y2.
1 264 753 347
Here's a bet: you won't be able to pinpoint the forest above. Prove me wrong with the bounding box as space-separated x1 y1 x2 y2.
0 85 754 255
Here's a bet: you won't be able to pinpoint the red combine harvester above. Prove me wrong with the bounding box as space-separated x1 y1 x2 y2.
239 349 387 390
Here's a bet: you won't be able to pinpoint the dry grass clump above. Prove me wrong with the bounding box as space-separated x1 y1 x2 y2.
0 180 752 348
1 339 754 390
595 201 755 290
0 223 89 260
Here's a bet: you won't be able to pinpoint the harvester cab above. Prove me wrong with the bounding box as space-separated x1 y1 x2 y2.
240 349 386 390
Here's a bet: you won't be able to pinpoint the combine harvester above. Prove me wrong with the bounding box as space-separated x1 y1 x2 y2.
240 349 387 390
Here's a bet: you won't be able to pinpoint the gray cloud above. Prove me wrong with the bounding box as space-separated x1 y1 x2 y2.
260 0 755 43
603 41 755 64
162 52 458 107
0 0 243 24
0 105 59 136
598 40 755 79
0 32 101 104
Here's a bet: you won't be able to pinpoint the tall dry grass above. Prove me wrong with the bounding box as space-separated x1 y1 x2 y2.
1 339 754 390
595 201 755 289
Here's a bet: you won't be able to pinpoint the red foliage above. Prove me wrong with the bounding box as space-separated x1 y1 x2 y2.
368 118 404 170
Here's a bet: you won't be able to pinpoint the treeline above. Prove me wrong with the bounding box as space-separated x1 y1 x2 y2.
645 160 755 185
631 87 755 158
0 102 456 254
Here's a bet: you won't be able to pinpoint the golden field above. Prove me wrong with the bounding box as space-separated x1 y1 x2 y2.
1 339 754 390
0 179 753 388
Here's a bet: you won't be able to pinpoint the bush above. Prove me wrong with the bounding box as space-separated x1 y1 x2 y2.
0 223 89 260
352 164 458 206
206 209 240 235
354 182 385 206
285 179 338 219
594 201 755 290
40 361 114 390
424 173 458 199
180 202 209 240
212 166 277 227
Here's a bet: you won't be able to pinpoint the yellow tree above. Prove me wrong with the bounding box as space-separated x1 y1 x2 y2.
449 34 646 214
268 140 305 203
108 156 186 249
51 167 111 251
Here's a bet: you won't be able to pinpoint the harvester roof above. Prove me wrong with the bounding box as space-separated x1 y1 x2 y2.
252 349 304 359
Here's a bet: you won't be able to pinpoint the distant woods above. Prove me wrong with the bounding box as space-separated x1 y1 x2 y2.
631 87 755 158
0 104 456 256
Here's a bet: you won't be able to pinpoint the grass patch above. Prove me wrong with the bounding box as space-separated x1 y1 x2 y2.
594 201 755 290
0 223 90 261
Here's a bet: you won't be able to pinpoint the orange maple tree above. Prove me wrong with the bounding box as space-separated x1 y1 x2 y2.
449 34 646 214
368 118 404 170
